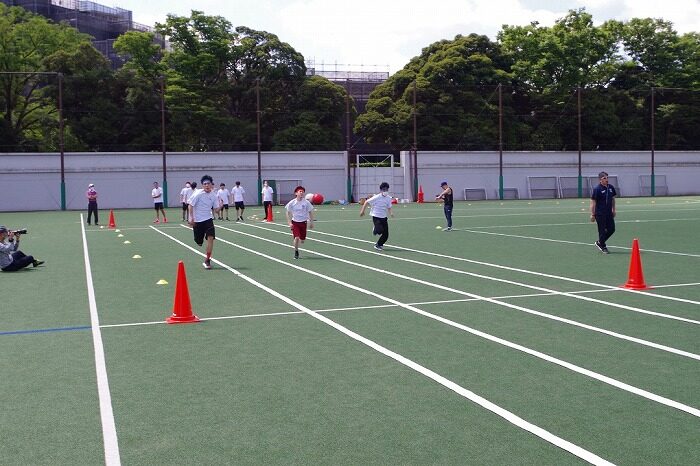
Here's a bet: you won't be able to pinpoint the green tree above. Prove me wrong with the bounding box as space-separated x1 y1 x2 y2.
0 4 96 150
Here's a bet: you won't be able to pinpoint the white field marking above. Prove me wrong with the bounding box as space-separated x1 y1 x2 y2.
261 222 700 307
211 227 700 418
228 224 700 359
466 218 700 230
459 229 700 258
149 227 613 465
80 215 121 466
236 223 700 328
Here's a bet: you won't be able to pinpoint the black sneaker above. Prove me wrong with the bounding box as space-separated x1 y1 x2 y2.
294 250 299 259
33 260 45 267
602 247 610 254
594 241 604 252
374 244 383 251
444 227 452 231
203 259 212 270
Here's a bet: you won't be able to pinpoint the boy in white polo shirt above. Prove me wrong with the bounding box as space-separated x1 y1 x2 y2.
360 181 394 251
188 175 221 269
285 185 314 259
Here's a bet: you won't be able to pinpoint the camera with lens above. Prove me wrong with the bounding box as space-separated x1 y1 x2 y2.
12 229 28 235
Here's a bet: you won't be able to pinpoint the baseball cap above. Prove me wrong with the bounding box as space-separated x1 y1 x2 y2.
88 183 95 188
0 225 7 233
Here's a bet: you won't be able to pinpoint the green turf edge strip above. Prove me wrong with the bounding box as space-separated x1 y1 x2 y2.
150 225 614 466
80 214 121 465
217 226 700 419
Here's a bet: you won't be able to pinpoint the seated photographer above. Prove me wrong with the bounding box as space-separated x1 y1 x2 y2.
0 226 44 272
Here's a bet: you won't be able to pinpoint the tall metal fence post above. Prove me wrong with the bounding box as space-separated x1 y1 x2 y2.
160 76 168 205
256 78 262 205
577 86 583 198
498 84 504 200
650 87 656 197
412 80 418 200
58 72 66 210
345 83 352 203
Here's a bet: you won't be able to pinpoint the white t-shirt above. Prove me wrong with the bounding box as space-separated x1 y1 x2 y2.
231 186 245 203
285 198 314 222
180 186 192 203
262 186 274 202
217 188 231 205
152 187 163 203
366 192 393 218
188 189 219 222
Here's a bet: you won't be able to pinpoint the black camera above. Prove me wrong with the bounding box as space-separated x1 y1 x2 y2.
12 229 27 235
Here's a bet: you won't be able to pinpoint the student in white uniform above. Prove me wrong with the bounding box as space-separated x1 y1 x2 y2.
151 181 167 224
261 180 274 221
217 183 231 220
284 185 314 259
231 181 246 221
188 175 221 269
179 182 193 221
360 181 394 251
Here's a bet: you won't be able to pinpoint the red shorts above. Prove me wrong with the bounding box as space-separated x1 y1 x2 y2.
291 221 308 240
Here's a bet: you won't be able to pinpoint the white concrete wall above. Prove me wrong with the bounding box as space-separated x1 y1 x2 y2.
1 150 698 211
0 152 348 211
409 151 700 200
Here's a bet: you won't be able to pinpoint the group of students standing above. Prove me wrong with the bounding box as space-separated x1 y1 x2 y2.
80 172 616 272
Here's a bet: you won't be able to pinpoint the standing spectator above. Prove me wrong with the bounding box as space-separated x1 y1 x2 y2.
590 171 617 254
179 182 193 221
86 183 99 226
231 181 246 221
188 175 221 269
435 180 454 231
151 181 167 224
285 185 315 259
360 181 393 251
261 180 274 221
0 226 44 272
217 183 231 220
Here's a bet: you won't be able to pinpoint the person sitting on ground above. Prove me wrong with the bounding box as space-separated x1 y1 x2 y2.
0 226 44 272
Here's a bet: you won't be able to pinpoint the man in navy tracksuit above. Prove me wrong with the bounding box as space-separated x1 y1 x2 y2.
590 171 616 254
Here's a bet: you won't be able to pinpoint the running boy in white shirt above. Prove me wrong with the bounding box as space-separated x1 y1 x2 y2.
285 185 314 259
188 175 221 269
360 181 394 251
179 182 193 221
217 183 231 220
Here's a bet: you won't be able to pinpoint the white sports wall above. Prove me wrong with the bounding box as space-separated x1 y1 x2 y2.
1 150 699 212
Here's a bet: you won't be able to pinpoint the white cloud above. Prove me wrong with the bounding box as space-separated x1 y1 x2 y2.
111 0 700 73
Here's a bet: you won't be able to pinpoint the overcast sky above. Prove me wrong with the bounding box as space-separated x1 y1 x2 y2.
112 0 700 73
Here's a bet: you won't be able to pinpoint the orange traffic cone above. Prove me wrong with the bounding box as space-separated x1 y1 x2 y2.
417 185 424 203
108 209 116 229
623 238 650 290
166 261 200 324
266 205 273 222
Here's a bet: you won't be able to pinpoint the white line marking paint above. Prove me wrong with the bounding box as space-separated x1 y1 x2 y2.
80 214 121 465
209 226 700 418
150 226 614 465
266 223 700 307
241 223 700 326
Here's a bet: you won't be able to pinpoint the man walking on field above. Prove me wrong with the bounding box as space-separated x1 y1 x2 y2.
285 185 314 259
590 171 616 254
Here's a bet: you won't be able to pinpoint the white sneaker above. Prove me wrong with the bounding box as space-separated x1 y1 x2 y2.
202 260 212 270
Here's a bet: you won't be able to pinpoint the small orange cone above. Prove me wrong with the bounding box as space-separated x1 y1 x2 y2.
166 261 200 324
266 204 273 222
108 209 116 229
623 238 651 290
417 185 424 203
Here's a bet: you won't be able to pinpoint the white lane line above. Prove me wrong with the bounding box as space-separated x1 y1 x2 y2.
149 226 614 465
80 214 121 466
460 228 700 258
266 223 700 307
211 226 700 418
240 223 700 327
